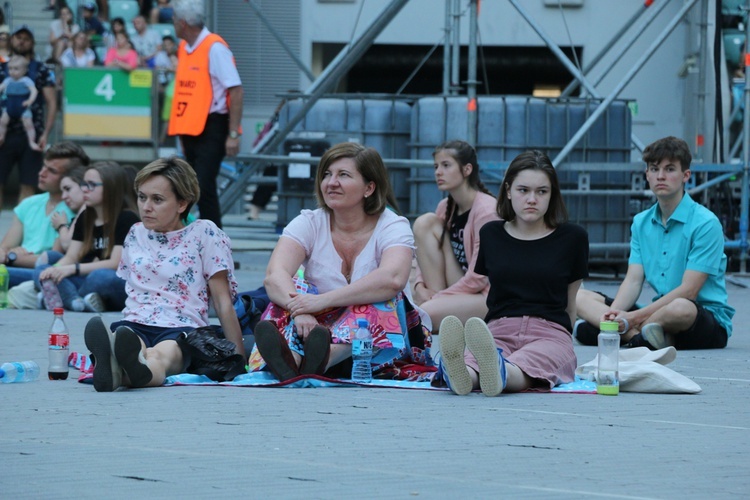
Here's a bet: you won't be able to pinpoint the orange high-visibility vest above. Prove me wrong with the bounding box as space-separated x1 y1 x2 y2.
168 33 233 137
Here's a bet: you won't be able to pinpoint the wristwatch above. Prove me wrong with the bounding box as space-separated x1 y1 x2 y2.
6 251 17 266
229 130 241 139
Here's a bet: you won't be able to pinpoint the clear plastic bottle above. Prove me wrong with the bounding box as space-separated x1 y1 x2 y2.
351 318 373 383
0 361 41 383
0 264 9 309
48 308 70 380
597 320 620 395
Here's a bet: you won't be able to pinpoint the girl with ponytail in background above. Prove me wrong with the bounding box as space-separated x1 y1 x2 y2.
412 140 499 333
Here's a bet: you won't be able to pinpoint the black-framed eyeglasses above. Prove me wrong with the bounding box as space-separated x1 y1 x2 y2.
80 181 103 190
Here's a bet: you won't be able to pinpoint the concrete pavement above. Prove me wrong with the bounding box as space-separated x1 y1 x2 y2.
1 210 749 498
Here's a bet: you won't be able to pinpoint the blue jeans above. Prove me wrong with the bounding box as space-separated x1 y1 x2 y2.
8 251 64 287
33 263 128 311
9 267 34 287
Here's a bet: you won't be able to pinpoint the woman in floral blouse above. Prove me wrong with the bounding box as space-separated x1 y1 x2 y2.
84 157 244 392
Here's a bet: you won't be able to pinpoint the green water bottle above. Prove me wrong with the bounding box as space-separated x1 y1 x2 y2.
0 264 9 309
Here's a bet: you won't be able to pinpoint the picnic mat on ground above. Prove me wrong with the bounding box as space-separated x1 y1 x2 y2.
74 346 701 393
70 353 595 393
163 371 598 393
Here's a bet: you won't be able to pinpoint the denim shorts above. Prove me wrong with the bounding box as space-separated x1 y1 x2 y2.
110 320 192 348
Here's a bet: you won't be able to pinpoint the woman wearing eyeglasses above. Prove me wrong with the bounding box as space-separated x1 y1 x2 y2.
30 165 88 269
35 161 140 312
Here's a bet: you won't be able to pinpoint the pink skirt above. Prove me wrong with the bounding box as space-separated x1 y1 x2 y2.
464 316 576 389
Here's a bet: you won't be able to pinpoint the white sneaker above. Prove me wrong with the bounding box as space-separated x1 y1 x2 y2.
465 317 506 397
438 315 472 395
83 292 105 313
641 323 668 349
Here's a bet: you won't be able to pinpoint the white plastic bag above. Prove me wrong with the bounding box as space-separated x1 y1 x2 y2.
576 346 701 394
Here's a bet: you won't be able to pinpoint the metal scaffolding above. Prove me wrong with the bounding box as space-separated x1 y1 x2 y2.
221 0 749 272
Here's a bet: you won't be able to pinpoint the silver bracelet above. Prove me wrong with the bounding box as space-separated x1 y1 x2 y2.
618 317 630 333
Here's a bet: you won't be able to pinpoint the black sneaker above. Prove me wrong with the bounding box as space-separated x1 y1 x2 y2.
622 333 656 350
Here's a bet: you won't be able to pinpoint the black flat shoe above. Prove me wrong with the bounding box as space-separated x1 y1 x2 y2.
114 326 153 388
300 326 331 376
254 321 299 382
84 316 121 392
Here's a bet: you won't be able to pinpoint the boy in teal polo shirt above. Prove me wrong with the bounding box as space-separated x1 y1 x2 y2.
574 136 734 349
0 141 87 287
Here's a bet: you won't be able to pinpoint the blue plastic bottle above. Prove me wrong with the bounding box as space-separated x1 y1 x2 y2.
0 361 41 383
351 318 372 383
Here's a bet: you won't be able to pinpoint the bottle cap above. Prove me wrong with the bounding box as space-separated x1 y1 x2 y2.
600 321 619 332
53 308 64 315
357 318 369 328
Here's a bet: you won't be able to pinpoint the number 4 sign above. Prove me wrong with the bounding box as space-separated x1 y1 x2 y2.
94 74 116 102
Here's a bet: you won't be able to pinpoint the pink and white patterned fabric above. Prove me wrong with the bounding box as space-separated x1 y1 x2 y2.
117 219 237 328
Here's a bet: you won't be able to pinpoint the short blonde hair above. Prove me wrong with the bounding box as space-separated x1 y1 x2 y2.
135 157 200 215
8 55 29 72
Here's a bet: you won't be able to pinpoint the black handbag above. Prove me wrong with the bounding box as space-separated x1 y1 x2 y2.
176 326 246 382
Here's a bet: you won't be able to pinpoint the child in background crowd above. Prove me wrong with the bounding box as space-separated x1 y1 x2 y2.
0 55 41 151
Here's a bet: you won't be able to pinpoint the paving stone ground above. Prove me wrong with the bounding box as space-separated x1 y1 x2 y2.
1 210 748 498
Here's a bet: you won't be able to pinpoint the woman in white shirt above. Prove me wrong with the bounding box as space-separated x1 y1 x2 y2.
247 142 433 382
59 32 96 68
49 6 80 63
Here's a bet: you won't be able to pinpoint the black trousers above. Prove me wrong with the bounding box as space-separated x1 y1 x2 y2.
180 113 229 228
0 127 44 186
250 165 278 208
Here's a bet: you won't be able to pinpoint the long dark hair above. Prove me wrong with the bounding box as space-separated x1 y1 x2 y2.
78 161 135 261
497 150 568 228
433 140 493 245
